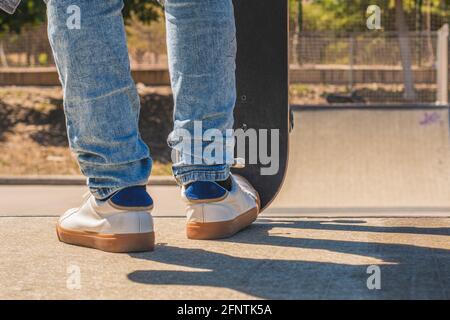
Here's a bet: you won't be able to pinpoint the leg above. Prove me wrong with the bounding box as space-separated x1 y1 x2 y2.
164 0 259 239
47 0 154 252
165 0 237 185
46 0 151 199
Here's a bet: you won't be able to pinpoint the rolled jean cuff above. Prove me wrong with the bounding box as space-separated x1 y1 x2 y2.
90 187 121 200
89 180 149 200
173 164 231 185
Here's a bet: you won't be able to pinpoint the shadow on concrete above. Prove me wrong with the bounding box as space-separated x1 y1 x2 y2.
320 87 438 105
263 219 450 237
128 219 450 299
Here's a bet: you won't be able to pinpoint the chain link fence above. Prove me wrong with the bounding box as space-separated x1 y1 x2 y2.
0 23 448 106
289 28 449 105
0 24 167 69
291 31 437 67
0 26 54 68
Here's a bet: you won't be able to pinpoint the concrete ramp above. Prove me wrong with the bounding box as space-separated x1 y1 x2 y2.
269 107 450 215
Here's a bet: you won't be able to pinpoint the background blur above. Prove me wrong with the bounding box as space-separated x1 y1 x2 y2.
0 0 449 176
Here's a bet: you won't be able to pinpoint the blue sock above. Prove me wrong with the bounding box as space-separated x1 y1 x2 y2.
184 177 232 202
109 186 153 208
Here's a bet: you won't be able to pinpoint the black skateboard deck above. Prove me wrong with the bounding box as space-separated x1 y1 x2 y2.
232 0 290 211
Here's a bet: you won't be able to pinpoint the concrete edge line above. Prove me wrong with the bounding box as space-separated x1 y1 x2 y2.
0 175 177 186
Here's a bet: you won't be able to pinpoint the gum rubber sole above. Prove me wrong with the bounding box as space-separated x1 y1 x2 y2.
186 176 262 240
56 225 155 253
186 206 260 240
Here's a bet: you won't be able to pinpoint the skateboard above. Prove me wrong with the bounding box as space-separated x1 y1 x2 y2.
232 0 290 211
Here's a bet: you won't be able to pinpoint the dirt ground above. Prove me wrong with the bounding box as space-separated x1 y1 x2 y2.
0 86 173 175
0 83 440 175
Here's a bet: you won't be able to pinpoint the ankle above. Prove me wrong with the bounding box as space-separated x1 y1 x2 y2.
109 186 153 208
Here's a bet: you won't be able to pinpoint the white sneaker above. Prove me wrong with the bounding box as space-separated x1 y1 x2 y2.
182 174 260 240
56 189 155 253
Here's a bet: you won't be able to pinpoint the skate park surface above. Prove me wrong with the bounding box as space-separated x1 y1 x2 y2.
1 107 450 299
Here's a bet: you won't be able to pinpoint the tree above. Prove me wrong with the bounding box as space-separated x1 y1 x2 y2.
123 0 162 27
290 0 303 65
0 0 163 67
126 13 166 66
0 0 46 34
0 0 162 34
301 0 373 32
300 0 449 32
395 0 416 101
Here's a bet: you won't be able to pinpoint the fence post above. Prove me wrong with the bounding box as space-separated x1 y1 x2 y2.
437 24 449 106
349 36 355 91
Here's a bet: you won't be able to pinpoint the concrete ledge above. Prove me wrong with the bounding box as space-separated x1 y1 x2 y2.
0 175 176 186
0 67 60 86
2 66 448 86
289 66 450 84
0 67 171 86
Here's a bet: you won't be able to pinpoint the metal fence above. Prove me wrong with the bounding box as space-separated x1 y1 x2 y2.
0 26 54 68
289 29 449 105
0 25 167 69
0 25 448 105
291 31 437 67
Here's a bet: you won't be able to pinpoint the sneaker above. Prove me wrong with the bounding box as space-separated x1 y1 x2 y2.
56 186 155 253
182 174 260 240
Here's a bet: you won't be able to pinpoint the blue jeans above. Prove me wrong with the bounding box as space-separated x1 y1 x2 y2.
46 0 236 199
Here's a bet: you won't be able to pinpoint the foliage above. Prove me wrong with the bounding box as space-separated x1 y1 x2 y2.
0 0 162 34
289 0 450 32
0 0 46 33
126 10 167 65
